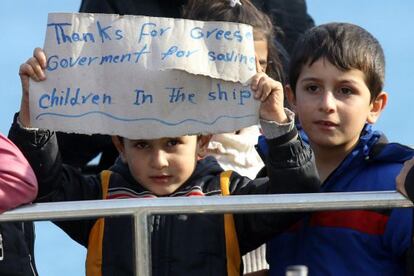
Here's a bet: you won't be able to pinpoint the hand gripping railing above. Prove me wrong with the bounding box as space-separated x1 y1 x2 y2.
0 191 411 275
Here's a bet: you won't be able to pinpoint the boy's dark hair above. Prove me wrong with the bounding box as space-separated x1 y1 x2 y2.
289 22 385 101
182 0 284 83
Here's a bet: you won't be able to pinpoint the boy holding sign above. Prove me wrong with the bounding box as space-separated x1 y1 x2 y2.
9 19 319 276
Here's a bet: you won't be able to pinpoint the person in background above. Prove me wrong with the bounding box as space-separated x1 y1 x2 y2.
250 0 314 55
262 22 414 275
0 133 37 212
395 160 414 275
182 0 283 274
78 0 314 49
0 133 38 275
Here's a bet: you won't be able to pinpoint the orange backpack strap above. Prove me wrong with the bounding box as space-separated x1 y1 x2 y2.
220 170 241 276
86 170 111 276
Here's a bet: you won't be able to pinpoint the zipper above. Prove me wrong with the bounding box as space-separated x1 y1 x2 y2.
0 233 3 261
22 223 37 275
29 254 37 276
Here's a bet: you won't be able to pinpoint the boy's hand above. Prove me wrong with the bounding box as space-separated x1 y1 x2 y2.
396 157 414 197
251 58 287 123
18 47 47 127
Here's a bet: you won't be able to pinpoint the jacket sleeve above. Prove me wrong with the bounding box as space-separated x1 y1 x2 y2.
8 114 102 246
0 133 38 212
231 127 320 254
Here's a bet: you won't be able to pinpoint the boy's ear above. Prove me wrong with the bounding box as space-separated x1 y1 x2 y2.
285 85 297 112
111 136 127 163
197 134 212 159
367 91 388 124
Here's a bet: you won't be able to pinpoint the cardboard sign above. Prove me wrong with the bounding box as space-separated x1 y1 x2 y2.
30 13 259 139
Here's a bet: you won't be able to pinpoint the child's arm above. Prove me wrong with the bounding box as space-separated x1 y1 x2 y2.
12 47 63 200
0 133 37 212
250 58 295 142
8 48 101 246
10 48 101 200
18 47 46 128
247 59 318 193
251 59 287 124
396 157 414 201
232 122 319 254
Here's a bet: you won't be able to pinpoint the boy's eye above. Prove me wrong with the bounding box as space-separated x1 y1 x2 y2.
305 84 320 93
135 141 149 149
166 139 180 147
338 87 353 95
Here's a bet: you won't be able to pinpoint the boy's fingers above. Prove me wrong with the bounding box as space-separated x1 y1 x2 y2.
256 77 268 101
396 172 407 196
33 47 47 69
407 157 414 166
26 57 45 81
251 72 265 91
253 75 267 99
19 63 37 81
262 82 272 101
253 74 279 101
395 159 414 195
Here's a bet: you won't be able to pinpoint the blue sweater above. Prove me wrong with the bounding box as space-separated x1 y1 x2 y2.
263 125 414 276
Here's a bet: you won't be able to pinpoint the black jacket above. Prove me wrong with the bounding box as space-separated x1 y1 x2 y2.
9 119 319 276
405 167 414 202
0 222 38 276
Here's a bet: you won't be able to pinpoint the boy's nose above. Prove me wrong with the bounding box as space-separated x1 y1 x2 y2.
318 91 336 113
150 149 169 169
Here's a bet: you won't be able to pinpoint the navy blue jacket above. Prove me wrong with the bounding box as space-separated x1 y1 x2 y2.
264 125 414 275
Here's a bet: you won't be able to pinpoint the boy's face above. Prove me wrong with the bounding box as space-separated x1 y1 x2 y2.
112 135 210 196
287 58 387 153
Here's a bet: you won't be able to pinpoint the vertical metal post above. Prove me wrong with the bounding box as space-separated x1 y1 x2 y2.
133 211 151 276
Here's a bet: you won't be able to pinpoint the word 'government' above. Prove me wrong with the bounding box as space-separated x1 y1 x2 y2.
38 84 252 109
46 49 255 71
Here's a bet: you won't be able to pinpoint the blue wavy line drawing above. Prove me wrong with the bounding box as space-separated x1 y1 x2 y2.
35 111 257 126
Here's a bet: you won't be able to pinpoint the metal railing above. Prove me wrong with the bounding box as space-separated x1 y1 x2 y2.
0 191 412 275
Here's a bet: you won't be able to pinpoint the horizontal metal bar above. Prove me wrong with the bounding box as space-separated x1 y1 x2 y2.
0 191 411 222
1 191 412 276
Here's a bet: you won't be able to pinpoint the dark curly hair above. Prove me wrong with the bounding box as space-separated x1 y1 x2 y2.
182 0 284 83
